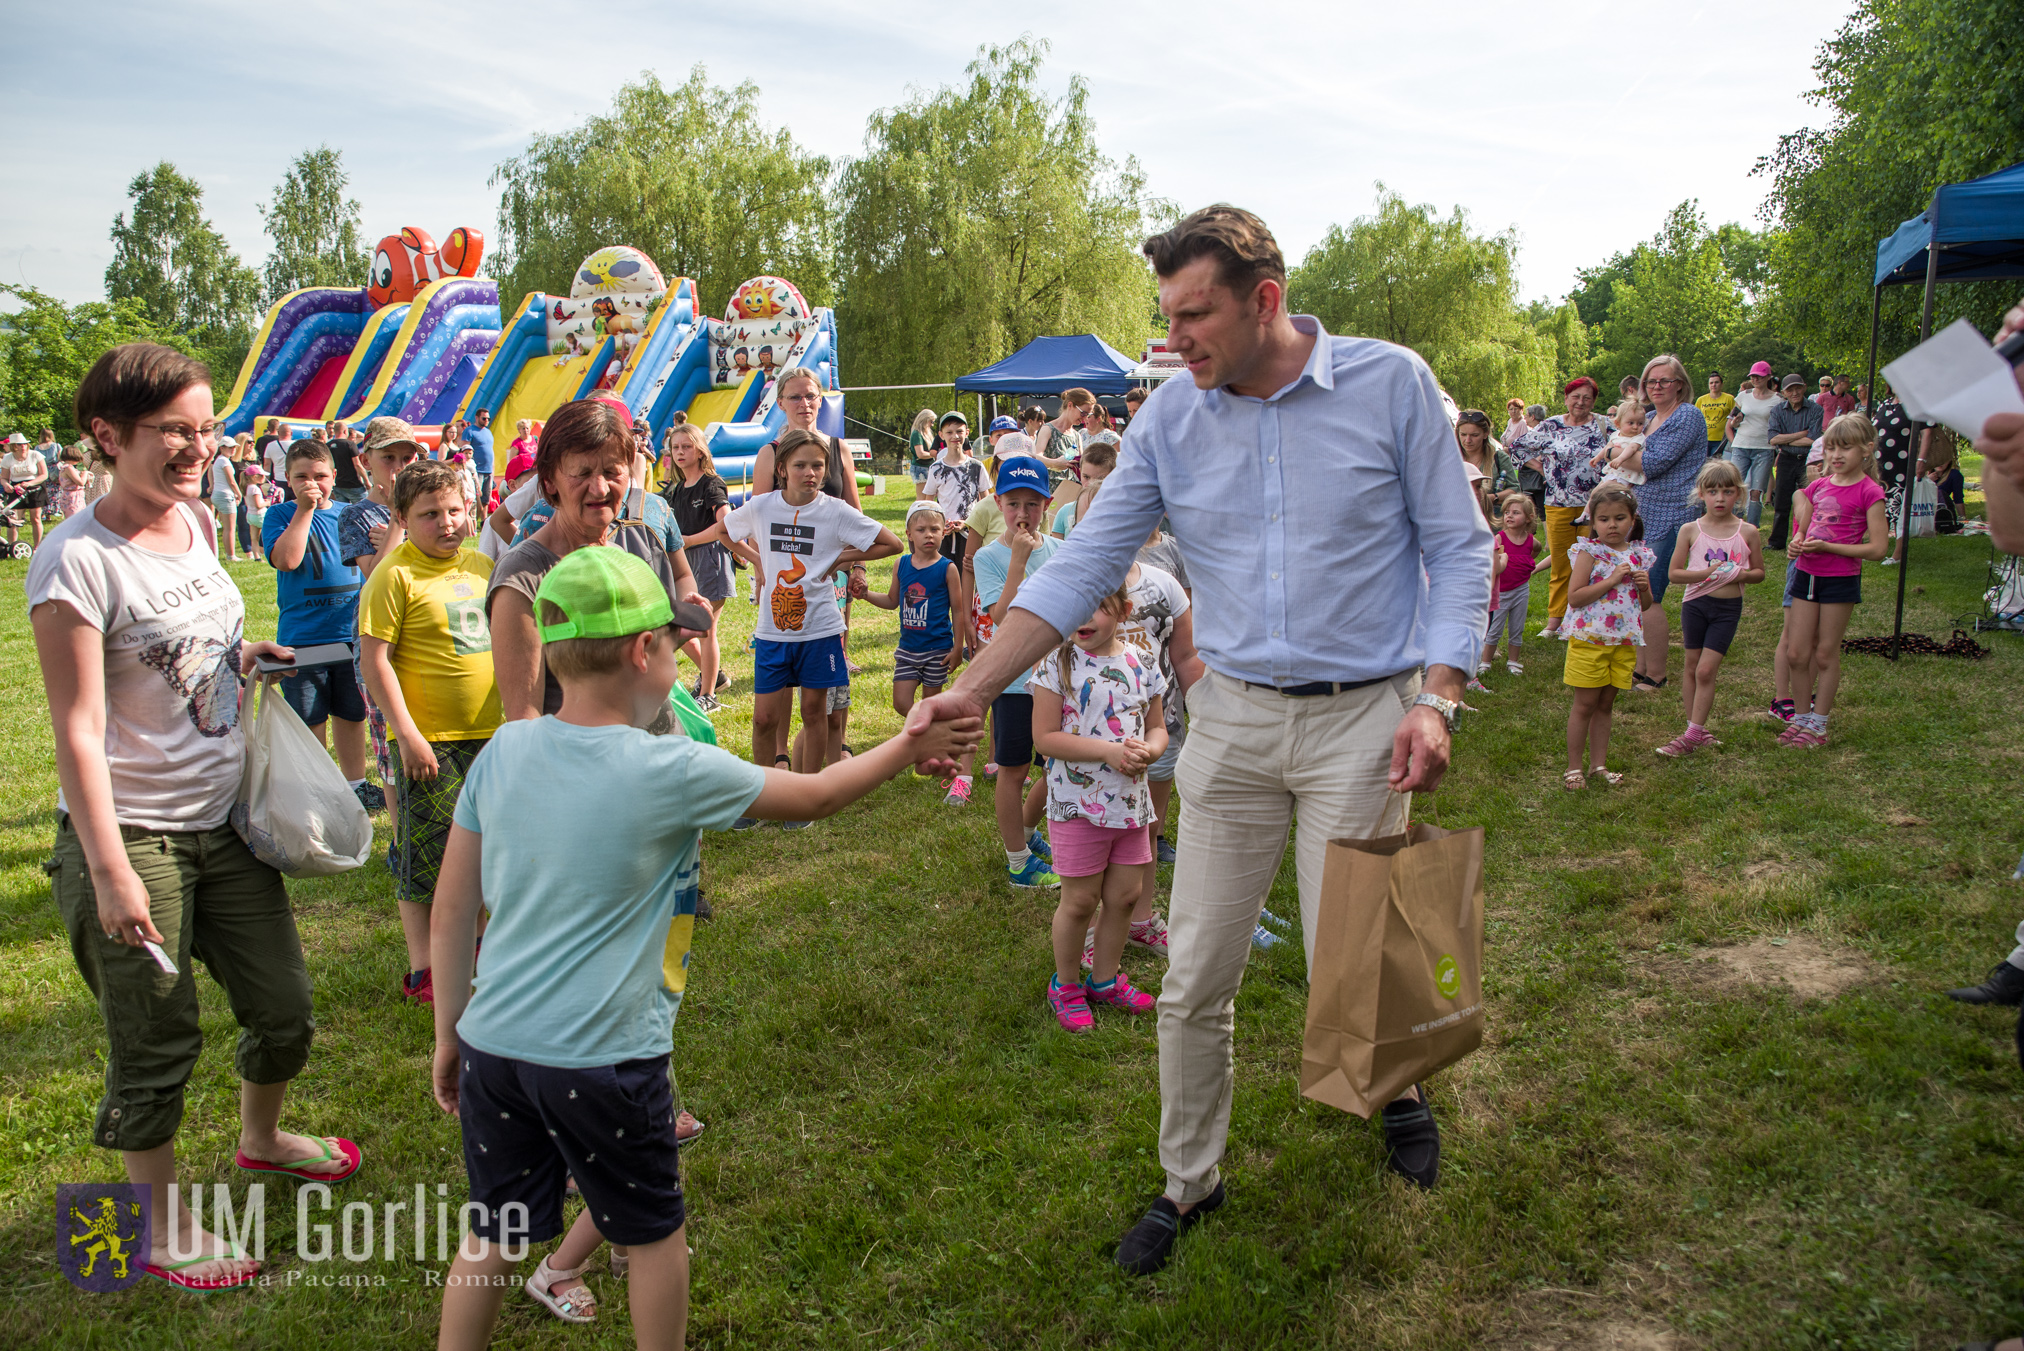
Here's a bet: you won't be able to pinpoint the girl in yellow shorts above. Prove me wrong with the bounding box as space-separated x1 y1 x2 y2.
1561 485 1655 789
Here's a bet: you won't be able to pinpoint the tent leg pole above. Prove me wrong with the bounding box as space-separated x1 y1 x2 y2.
1893 208 1945 660
1863 286 1881 415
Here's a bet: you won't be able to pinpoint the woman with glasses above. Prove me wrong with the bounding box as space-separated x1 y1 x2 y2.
1626 353 1711 692
28 344 361 1293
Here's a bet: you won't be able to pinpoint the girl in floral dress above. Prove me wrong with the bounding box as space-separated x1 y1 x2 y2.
1560 485 1655 789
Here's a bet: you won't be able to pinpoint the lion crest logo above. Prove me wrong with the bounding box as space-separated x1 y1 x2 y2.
57 1183 149 1291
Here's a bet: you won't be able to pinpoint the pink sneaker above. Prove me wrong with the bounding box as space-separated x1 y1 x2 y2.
1084 970 1155 1014
1048 977 1093 1032
1655 728 1714 758
942 776 972 806
1783 726 1828 748
1128 914 1170 956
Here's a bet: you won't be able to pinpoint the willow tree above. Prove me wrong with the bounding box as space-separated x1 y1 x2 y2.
490 68 834 314
1287 185 1554 414
833 38 1168 426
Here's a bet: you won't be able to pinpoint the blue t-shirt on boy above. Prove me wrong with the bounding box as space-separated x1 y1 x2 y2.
466 425 494 474
897 555 953 652
261 501 363 647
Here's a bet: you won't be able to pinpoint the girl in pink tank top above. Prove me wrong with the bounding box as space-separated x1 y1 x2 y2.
1658 460 1764 758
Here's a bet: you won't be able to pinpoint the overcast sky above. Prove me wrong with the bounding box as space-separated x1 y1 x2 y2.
3 0 1853 318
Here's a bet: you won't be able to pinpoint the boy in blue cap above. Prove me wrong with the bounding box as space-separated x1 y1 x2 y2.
971 455 1061 887
431 546 969 1345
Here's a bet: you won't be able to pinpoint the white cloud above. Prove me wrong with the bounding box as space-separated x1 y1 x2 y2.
2 0 1852 311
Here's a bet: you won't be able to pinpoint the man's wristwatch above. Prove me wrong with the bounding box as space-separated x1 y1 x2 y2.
1412 692 1460 732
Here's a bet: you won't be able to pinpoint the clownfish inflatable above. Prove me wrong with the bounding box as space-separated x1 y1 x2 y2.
366 226 485 309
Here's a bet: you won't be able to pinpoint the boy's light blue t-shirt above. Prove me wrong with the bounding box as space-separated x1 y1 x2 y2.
973 533 1059 696
451 717 766 1069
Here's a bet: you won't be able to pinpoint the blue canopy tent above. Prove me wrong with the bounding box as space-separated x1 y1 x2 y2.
954 335 1138 396
1863 160 2024 655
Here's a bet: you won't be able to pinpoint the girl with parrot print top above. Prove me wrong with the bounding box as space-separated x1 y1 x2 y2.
1029 587 1168 1034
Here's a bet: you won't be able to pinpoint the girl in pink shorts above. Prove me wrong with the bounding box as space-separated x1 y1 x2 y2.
1029 588 1169 1033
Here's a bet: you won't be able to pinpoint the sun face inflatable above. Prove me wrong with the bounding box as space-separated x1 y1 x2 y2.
727 276 809 322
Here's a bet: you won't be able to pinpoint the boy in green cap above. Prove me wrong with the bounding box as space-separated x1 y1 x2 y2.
429 546 972 1348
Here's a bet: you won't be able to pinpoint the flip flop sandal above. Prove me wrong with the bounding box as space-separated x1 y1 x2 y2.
525 1255 597 1324
234 1135 361 1183
675 1111 706 1146
1561 769 1587 791
146 1242 258 1292
1588 767 1624 786
1630 672 1667 692
773 755 792 768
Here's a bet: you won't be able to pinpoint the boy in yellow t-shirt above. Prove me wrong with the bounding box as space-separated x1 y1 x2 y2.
1696 373 1737 459
358 460 505 1004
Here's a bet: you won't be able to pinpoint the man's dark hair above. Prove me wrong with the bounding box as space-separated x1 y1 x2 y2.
73 343 210 448
1141 204 1286 297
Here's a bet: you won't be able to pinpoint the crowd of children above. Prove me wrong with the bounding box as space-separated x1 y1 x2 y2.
1459 407 1897 786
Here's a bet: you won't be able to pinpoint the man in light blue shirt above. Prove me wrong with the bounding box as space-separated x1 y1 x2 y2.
908 206 1490 1274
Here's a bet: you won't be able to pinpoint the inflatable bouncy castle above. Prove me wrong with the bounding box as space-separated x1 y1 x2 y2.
219 231 846 496
218 225 498 436
453 250 843 491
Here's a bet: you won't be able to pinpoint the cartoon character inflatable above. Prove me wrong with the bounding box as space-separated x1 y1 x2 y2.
727 275 809 321
366 226 485 309
574 246 665 296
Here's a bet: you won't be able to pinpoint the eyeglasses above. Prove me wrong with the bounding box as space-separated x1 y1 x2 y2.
781 391 822 404
1642 377 1681 388
136 421 224 450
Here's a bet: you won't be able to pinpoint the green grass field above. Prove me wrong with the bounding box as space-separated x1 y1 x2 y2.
3 491 2022 1349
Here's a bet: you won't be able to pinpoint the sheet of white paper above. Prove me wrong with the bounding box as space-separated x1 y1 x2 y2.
1883 317 2024 440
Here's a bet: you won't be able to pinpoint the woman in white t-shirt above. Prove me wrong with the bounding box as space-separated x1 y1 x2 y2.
28 344 361 1293
3 431 50 554
206 444 242 561
1724 363 1784 526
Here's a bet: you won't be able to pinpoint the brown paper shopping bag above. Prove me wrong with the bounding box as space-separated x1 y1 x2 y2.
1299 822 1486 1118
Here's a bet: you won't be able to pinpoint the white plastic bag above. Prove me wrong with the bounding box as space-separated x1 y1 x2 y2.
231 677 373 877
1908 477 1938 538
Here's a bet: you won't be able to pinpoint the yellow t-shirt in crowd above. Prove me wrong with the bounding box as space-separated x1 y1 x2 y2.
965 497 1005 548
356 541 503 743
1696 392 1737 441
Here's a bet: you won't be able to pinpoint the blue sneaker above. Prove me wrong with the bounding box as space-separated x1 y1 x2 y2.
1155 834 1177 864
1251 924 1282 950
731 817 762 831
1007 855 1060 888
1026 829 1052 863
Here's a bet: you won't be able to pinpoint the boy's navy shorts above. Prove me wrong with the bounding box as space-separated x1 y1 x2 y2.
279 651 367 726
989 692 1046 771
753 633 848 694
456 1039 685 1247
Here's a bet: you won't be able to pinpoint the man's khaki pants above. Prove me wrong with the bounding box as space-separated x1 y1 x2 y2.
1160 670 1415 1204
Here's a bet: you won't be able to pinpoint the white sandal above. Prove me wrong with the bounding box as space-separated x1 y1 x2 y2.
526 1255 597 1324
